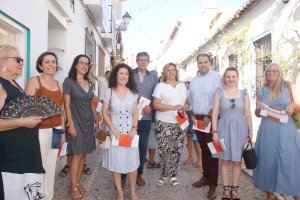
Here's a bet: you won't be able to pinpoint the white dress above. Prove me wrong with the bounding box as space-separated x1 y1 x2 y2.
102 89 140 173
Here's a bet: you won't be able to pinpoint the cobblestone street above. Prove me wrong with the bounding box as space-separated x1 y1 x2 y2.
53 146 274 200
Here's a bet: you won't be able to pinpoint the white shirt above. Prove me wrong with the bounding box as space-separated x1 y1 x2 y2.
153 82 187 123
188 70 221 115
98 76 108 101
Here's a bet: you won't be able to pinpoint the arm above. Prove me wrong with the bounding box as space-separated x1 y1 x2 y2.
288 82 300 113
24 77 39 95
64 94 76 138
245 95 253 140
255 91 262 118
129 101 138 138
102 98 120 139
89 70 99 81
153 97 181 111
211 91 220 142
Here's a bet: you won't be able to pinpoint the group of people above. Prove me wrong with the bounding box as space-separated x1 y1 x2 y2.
0 44 299 200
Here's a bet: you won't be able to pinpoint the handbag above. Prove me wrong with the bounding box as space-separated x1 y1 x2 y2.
95 90 112 149
242 137 257 169
51 128 64 149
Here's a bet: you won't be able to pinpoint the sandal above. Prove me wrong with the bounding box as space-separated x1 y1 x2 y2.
70 187 83 200
222 186 231 200
183 159 193 165
59 165 69 178
82 164 92 175
147 162 161 169
170 177 180 187
193 161 201 168
156 177 167 187
231 185 241 200
77 183 87 194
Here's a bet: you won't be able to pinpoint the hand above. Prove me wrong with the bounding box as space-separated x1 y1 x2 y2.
285 103 295 116
173 104 183 111
191 115 196 125
203 116 211 127
143 105 151 114
111 126 121 140
212 132 219 143
61 133 66 146
183 104 189 111
21 116 42 128
128 128 137 139
68 124 76 138
256 101 265 110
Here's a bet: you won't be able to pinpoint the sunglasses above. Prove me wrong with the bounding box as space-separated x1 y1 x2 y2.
6 57 24 64
230 99 236 109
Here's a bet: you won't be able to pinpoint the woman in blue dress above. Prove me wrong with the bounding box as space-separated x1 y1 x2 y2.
253 62 300 200
212 67 253 200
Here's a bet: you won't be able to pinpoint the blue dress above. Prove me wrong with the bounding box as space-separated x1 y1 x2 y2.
213 87 249 162
253 86 300 196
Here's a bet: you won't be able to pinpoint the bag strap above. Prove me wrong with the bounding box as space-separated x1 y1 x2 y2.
245 136 253 149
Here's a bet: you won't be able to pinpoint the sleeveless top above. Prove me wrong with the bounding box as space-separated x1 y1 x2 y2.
36 76 63 129
0 77 44 174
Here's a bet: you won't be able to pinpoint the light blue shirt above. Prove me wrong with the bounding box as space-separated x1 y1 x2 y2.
189 70 221 115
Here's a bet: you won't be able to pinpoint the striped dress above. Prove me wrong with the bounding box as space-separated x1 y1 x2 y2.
102 89 140 173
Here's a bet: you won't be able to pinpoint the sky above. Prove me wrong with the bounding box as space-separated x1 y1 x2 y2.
120 0 248 69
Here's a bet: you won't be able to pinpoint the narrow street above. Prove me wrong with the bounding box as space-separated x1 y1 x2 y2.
54 146 268 200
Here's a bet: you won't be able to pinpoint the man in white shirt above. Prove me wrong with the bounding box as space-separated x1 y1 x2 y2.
189 54 221 200
90 70 111 101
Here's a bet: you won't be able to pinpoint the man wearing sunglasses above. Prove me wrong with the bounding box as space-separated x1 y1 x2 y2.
189 54 221 199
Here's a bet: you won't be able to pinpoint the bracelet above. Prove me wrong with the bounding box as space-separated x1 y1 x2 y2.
66 121 73 127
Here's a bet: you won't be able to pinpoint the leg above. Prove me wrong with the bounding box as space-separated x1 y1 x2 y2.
112 172 123 200
170 126 185 178
193 140 202 167
128 170 137 200
77 154 87 193
231 162 242 200
184 133 194 164
204 133 219 186
148 148 156 163
59 154 72 178
196 131 209 179
220 160 231 199
69 153 83 199
137 120 152 176
293 197 300 200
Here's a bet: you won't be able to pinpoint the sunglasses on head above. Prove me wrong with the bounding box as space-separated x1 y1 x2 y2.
230 99 236 109
6 57 24 64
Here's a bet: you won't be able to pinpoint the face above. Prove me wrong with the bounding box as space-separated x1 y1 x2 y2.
165 65 177 81
40 54 57 75
117 67 129 86
266 64 280 82
224 70 238 87
76 56 90 75
184 81 190 89
0 49 23 76
136 55 149 71
197 56 211 75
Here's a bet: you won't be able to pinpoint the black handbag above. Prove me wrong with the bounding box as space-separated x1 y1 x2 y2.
242 137 257 169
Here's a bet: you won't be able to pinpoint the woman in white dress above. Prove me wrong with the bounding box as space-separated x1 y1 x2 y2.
102 63 139 200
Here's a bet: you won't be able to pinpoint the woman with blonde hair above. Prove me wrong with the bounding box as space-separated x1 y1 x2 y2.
0 45 44 199
211 67 252 200
253 62 300 200
153 62 188 187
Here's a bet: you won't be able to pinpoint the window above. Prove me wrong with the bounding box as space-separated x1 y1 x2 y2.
254 34 272 88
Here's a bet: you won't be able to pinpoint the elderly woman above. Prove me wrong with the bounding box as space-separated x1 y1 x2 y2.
63 55 97 199
0 45 44 199
253 63 300 200
25 52 65 200
211 67 253 200
153 62 187 187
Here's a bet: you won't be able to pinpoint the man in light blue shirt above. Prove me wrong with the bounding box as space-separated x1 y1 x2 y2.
189 54 221 200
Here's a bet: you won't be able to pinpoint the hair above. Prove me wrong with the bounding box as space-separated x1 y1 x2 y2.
36 52 58 73
108 63 137 93
136 52 150 61
0 45 18 59
68 55 91 81
160 62 179 82
263 62 286 100
196 53 212 64
222 67 239 87
104 71 111 76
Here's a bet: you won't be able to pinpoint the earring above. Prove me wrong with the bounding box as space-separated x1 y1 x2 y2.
1 65 7 72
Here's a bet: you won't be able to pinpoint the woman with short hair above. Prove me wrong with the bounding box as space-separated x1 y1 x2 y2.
153 62 188 187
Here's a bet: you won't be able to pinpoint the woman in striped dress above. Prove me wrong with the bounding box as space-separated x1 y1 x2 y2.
102 63 139 200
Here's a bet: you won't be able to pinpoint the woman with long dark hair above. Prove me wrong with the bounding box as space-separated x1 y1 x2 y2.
63 55 97 199
102 63 139 200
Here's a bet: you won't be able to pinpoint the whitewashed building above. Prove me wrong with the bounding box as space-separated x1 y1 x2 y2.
0 0 128 94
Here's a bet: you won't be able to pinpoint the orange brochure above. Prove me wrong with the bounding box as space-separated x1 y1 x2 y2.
175 111 189 130
112 134 139 148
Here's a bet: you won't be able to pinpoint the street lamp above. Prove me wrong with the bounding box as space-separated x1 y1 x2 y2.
122 12 131 25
